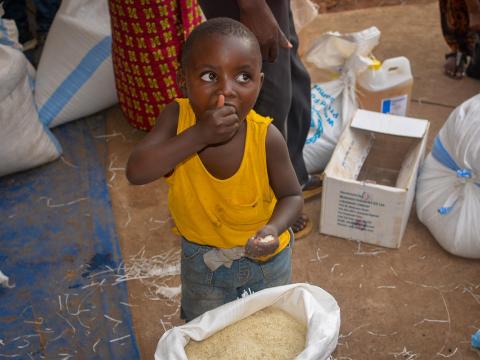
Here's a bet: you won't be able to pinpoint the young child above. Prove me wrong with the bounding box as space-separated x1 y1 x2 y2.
126 17 303 321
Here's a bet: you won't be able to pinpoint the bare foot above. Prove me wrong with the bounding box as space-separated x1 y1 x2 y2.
444 52 469 79
291 213 313 240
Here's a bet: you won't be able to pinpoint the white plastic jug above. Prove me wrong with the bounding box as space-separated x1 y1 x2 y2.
356 57 413 116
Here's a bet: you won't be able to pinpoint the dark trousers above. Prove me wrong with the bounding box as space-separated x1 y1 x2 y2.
3 0 61 35
198 0 311 186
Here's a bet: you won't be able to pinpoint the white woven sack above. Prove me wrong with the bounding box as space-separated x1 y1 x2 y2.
416 94 480 258
302 27 380 174
155 283 340 360
0 45 61 177
35 0 116 128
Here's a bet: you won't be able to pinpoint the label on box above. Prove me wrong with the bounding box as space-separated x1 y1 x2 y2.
336 190 385 232
381 95 408 116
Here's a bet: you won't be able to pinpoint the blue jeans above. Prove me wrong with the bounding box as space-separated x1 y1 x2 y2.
180 233 294 322
3 0 61 34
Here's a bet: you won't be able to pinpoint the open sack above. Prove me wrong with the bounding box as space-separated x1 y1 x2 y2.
416 94 480 258
302 27 380 174
155 283 340 360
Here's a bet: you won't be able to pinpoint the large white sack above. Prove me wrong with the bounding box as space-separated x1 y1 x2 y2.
35 0 116 128
302 27 380 174
416 94 480 258
155 283 340 360
0 45 61 177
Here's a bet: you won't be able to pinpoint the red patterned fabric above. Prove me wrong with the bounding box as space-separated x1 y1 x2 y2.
109 0 202 131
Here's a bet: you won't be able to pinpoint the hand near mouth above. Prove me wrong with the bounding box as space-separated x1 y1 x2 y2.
197 95 240 146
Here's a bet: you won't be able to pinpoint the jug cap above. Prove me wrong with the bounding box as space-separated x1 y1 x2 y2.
368 58 382 70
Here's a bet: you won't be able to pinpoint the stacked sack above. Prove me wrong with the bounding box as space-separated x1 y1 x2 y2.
0 17 61 177
416 94 480 258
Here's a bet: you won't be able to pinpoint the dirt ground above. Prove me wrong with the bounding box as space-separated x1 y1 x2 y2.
312 0 435 12
105 1 480 359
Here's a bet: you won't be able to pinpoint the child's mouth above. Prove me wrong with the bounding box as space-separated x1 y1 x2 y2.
224 103 238 116
224 102 236 110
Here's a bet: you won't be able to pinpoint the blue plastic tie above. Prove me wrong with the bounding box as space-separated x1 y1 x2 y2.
472 329 480 349
438 207 453 215
456 168 472 178
431 136 480 215
432 137 460 173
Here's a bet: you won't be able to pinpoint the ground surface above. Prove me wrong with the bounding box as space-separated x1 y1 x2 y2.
105 1 480 359
312 0 435 12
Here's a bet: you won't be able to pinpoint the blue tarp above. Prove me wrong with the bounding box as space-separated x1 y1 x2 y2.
0 115 140 359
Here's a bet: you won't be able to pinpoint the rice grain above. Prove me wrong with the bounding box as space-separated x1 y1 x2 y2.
185 307 306 360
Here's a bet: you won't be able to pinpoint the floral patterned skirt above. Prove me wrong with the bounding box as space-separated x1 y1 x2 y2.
109 0 202 131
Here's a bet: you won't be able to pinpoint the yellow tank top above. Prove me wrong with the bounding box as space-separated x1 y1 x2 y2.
166 98 290 258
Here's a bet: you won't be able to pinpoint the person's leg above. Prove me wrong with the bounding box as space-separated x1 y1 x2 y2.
3 0 34 46
239 236 293 295
3 0 28 31
465 0 480 78
25 0 61 66
466 0 480 31
180 238 237 322
32 0 61 34
266 2 319 238
285 8 310 187
257 2 315 190
440 0 474 78
466 33 480 78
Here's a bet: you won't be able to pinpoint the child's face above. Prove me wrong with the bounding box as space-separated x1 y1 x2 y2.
183 34 263 122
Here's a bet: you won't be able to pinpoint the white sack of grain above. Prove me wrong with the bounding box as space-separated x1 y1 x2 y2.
0 45 61 177
416 94 480 258
155 283 340 360
34 0 116 128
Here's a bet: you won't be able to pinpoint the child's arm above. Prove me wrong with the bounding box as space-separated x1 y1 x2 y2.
264 124 303 234
126 96 239 185
246 124 303 257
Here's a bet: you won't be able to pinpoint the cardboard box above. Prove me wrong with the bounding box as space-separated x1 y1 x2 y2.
320 109 429 248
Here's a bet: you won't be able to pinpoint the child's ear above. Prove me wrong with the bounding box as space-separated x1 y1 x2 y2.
177 69 187 96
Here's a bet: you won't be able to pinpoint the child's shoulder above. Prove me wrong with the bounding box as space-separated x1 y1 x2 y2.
248 109 273 126
174 98 189 107
160 100 180 121
149 100 180 136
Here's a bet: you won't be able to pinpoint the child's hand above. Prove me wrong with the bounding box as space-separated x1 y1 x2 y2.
245 226 279 258
197 95 240 145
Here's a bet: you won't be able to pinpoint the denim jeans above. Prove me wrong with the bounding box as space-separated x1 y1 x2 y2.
180 232 294 322
3 0 61 34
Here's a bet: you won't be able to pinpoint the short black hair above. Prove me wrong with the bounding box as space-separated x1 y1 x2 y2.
181 17 261 70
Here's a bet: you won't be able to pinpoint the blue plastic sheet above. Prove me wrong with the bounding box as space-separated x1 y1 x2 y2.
0 115 140 359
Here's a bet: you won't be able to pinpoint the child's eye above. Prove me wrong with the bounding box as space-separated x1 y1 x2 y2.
236 73 251 83
200 72 216 82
